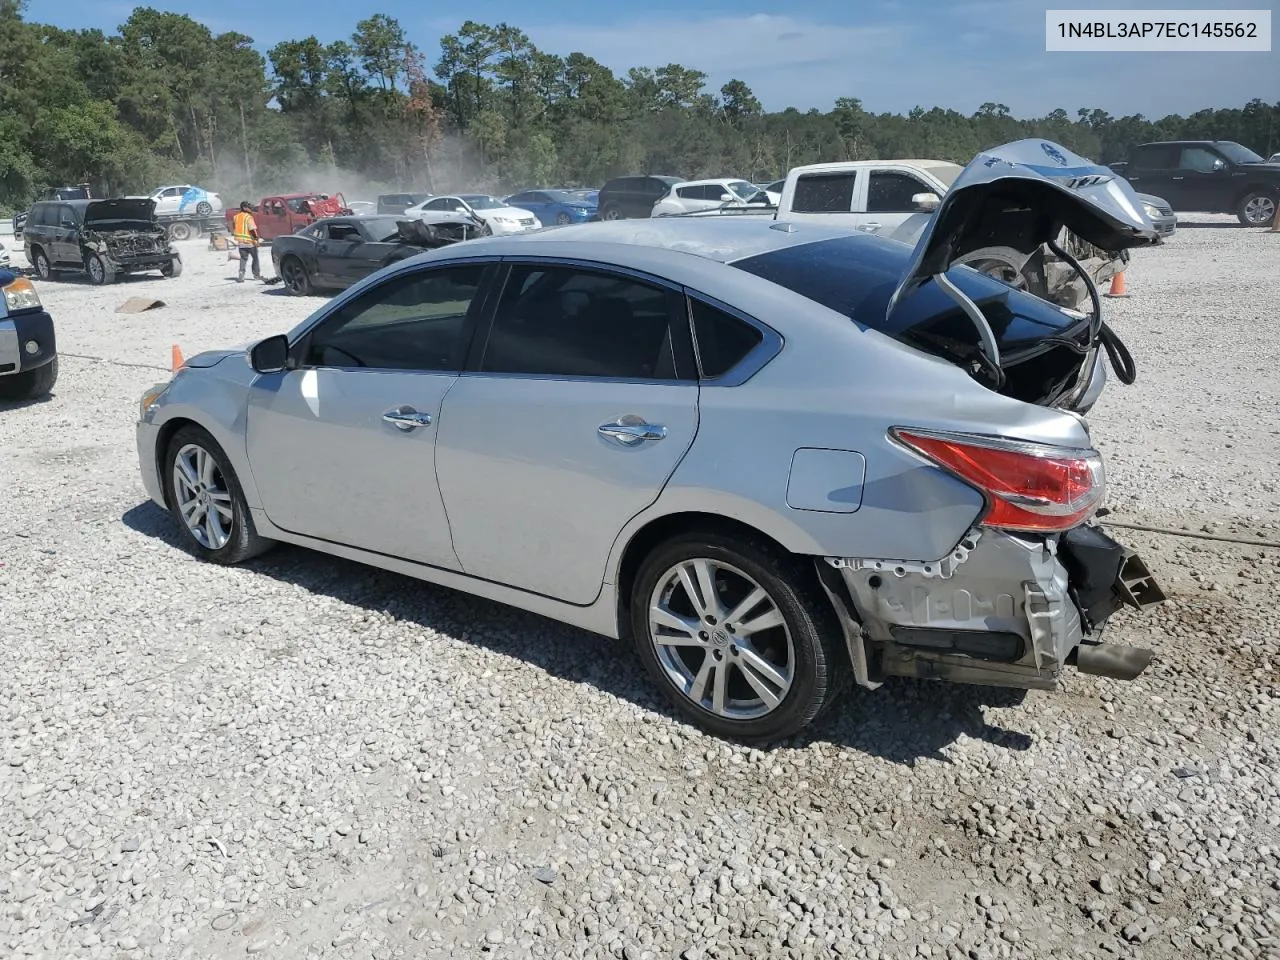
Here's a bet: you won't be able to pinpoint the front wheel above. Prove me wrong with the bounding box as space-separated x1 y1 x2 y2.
279 255 313 295
161 258 182 278
0 357 58 402
1237 191 1277 226
85 253 114 285
556 212 572 225
162 425 274 564
31 247 54 281
630 532 845 744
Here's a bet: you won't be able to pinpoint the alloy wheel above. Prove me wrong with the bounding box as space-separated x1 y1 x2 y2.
88 256 105 284
1244 195 1276 226
647 558 795 720
35 251 51 280
172 443 235 550
282 259 307 293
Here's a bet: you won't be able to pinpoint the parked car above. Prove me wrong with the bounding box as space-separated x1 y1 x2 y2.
756 180 785 204
271 213 485 295
568 189 599 205
146 184 222 218
13 184 93 242
0 269 57 401
0 238 10 269
503 189 597 226
1135 193 1176 238
347 201 377 216
134 138 1166 744
377 193 432 215
405 194 541 235
228 193 351 242
651 179 773 216
1110 140 1280 225
596 175 684 220
23 198 182 285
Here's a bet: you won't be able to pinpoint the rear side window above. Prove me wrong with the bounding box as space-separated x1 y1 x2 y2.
792 173 856 213
689 299 763 378
1130 145 1177 169
481 265 680 380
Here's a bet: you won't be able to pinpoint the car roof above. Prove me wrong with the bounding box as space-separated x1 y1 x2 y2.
419 216 869 268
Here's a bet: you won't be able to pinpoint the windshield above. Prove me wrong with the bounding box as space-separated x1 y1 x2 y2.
362 217 408 242
731 234 1082 352
543 190 582 203
727 181 759 199
460 195 503 209
1216 141 1265 164
924 164 963 187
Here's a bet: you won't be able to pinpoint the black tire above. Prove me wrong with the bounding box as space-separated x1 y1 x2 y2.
0 357 57 402
953 245 1030 288
162 424 274 565
1236 190 1277 226
85 253 114 285
601 204 623 221
31 247 54 281
169 221 193 242
279 255 313 295
629 531 846 744
195 201 213 217
161 257 182 278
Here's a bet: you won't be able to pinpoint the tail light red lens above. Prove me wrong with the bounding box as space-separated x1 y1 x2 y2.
891 427 1105 533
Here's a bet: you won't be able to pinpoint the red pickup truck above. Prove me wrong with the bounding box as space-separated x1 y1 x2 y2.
226 193 351 242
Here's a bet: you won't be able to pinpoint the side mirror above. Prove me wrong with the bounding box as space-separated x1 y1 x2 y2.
1212 158 1226 172
911 191 941 212
249 334 290 374
455 206 468 213
719 193 735 203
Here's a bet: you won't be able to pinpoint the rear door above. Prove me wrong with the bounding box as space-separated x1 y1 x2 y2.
52 205 82 264
434 260 700 605
1122 145 1180 205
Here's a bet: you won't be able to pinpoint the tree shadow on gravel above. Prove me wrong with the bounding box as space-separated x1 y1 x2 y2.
122 500 1033 766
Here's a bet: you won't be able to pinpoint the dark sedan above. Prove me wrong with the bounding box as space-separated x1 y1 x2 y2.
270 215 477 295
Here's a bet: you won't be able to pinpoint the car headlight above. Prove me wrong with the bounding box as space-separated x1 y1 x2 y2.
139 382 171 419
2 275 41 313
1141 202 1160 220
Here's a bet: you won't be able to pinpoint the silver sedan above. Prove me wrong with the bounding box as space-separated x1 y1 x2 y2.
136 140 1168 743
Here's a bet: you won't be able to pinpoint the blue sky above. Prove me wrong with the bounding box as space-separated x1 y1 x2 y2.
35 0 1278 117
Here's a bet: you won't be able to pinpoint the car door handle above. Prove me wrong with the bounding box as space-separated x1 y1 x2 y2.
598 418 667 446
1171 176 1184 180
383 406 433 431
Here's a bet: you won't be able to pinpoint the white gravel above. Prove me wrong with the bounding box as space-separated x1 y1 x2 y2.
2 223 1279 960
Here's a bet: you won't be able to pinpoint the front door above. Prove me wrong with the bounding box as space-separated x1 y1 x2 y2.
853 168 937 235
435 261 699 605
314 221 363 286
1175 145 1231 213
244 262 492 568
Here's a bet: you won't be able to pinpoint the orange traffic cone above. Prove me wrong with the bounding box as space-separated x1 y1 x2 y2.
171 344 185 371
1103 271 1129 298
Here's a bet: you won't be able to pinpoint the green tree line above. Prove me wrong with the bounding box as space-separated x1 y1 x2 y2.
1 0 1277 215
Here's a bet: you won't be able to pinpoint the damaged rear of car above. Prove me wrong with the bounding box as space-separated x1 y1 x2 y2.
735 138 1167 700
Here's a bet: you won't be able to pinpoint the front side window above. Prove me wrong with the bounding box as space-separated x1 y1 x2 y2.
425 197 459 211
302 265 487 372
792 173 857 213
1179 147 1223 173
480 265 679 380
325 222 361 241
867 172 930 212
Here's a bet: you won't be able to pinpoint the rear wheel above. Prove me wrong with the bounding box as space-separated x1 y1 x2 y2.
162 424 274 565
0 358 58 402
602 204 623 221
630 531 845 744
31 247 54 281
279 255 313 295
168 221 193 242
1237 191 1277 226
954 245 1030 290
195 201 213 217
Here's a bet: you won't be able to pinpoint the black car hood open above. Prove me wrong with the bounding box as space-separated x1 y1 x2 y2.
888 138 1158 319
85 198 157 225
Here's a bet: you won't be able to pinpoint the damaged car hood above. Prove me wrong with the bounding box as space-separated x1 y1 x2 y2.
888 139 1158 320
85 198 158 226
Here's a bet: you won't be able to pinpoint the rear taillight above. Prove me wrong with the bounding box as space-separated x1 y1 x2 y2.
891 427 1104 533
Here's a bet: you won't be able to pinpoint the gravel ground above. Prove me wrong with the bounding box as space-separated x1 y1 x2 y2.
2 222 1278 960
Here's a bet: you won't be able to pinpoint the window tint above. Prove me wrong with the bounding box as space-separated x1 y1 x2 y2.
1179 147 1222 172
302 265 486 371
792 173 856 213
676 185 700 199
867 172 929 213
1130 145 1177 169
690 299 764 378
481 265 678 379
425 197 457 211
326 222 361 241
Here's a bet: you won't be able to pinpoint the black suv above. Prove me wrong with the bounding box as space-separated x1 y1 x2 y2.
596 176 684 220
377 193 431 215
1112 140 1279 225
23 198 182 285
12 184 92 241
